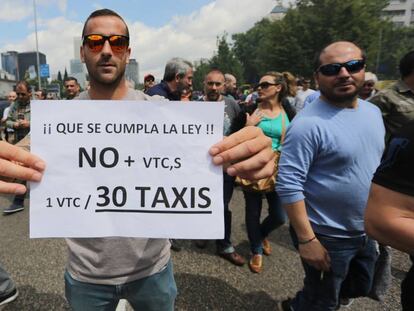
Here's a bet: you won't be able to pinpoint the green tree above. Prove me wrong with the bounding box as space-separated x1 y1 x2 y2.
233 0 393 79
64 68 68 81
192 34 244 92
193 59 211 92
57 71 62 82
232 19 272 83
376 26 414 79
210 34 243 81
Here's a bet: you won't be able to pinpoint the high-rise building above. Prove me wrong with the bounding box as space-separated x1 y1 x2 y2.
1 51 19 80
17 51 46 80
382 0 414 26
69 37 87 88
125 59 139 87
73 37 82 60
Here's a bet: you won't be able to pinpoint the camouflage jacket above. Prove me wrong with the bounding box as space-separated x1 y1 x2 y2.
370 80 414 141
5 100 31 142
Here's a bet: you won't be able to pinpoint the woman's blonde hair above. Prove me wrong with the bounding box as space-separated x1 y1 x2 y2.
264 71 297 101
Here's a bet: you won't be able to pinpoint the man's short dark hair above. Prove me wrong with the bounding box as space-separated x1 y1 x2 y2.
64 76 79 85
313 42 366 72
40 89 47 98
15 80 31 92
204 68 225 81
399 50 414 78
82 9 129 38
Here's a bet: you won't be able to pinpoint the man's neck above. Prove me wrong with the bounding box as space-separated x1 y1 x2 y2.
403 75 414 91
320 94 358 109
88 79 129 100
165 81 176 93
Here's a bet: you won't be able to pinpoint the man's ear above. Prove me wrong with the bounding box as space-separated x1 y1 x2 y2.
80 46 85 63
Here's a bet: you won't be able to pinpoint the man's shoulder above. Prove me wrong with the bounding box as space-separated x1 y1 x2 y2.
370 82 400 101
359 98 382 114
146 82 168 98
223 96 237 106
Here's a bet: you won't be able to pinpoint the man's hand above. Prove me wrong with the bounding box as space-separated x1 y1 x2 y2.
209 126 274 180
299 239 331 271
19 120 30 128
0 141 45 194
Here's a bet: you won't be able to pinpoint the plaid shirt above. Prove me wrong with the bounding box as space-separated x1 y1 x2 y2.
370 80 414 141
5 100 30 142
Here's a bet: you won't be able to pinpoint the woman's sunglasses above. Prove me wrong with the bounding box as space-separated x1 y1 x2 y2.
317 59 365 76
83 34 129 53
255 82 278 90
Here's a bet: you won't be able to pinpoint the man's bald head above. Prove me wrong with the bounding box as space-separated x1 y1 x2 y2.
314 41 365 72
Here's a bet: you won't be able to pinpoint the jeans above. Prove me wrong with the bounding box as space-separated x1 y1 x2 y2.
65 259 177 311
0 262 15 297
401 255 414 311
243 190 286 254
216 172 235 253
289 228 378 311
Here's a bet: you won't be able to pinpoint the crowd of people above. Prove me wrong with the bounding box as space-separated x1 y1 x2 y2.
0 7 413 311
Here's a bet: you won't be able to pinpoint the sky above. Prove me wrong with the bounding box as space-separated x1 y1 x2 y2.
0 0 283 81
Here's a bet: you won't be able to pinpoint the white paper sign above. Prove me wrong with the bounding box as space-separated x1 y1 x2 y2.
30 100 224 239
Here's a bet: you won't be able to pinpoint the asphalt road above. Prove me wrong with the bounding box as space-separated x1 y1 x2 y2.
0 188 409 310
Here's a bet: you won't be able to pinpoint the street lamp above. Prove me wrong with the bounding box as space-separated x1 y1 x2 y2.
33 0 41 90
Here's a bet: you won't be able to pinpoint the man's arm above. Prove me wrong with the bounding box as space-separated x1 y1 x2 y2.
276 116 331 270
0 141 45 194
285 200 331 271
365 183 414 255
209 126 274 180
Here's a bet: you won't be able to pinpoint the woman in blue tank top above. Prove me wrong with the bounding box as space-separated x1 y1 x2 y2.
242 71 295 273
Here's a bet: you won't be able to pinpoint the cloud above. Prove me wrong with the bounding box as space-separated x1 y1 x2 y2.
1 0 276 81
2 17 83 75
130 0 275 79
0 0 68 22
0 0 33 22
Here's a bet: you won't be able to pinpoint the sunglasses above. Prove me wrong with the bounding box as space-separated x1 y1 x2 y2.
83 34 129 53
255 82 278 90
317 59 365 76
364 82 375 87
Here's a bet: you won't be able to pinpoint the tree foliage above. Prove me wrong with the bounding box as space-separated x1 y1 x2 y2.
193 34 244 92
57 71 62 82
231 0 412 82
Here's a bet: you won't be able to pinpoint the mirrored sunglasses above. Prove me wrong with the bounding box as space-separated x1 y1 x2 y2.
317 59 365 76
83 34 129 53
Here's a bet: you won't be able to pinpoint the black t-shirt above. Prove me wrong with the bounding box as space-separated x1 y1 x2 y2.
373 120 414 196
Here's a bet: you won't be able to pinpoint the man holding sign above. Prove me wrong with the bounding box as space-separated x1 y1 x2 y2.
0 9 274 311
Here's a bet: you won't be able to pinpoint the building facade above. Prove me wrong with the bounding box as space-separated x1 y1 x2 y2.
125 58 139 87
17 51 46 80
382 0 414 26
1 51 19 80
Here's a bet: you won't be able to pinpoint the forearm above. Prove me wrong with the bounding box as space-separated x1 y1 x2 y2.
368 217 414 255
365 183 414 255
284 200 315 241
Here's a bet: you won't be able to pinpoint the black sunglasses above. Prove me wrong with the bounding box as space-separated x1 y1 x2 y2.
317 59 365 76
83 34 129 53
255 82 278 90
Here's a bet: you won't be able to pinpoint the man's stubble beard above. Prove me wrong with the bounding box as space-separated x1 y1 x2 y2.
320 82 362 104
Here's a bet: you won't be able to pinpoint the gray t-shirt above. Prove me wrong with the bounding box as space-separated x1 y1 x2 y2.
223 96 241 136
66 88 170 285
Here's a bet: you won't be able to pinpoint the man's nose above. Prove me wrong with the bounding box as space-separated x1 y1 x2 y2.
101 40 113 55
337 66 351 77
